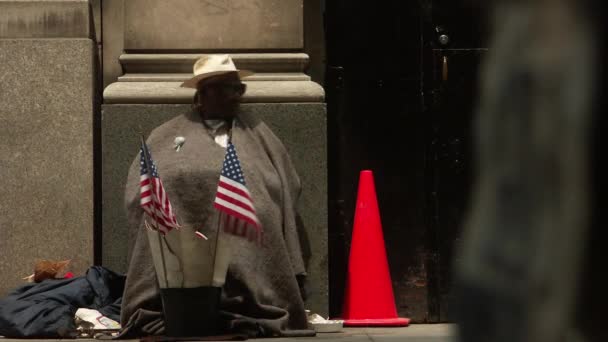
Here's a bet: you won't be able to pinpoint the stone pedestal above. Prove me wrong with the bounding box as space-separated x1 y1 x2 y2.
101 0 327 315
0 0 97 296
101 102 327 315
102 68 327 314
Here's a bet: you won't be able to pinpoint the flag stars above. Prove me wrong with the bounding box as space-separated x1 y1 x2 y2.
219 143 248 185
215 142 261 240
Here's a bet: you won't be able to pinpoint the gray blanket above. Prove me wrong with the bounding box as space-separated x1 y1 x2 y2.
120 110 312 337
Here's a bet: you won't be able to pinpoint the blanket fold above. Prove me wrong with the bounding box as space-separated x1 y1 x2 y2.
0 266 125 338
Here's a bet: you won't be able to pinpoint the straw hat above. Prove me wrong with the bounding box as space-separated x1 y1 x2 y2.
180 54 253 88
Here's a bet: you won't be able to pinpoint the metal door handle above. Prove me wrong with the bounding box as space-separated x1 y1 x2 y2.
442 56 448 81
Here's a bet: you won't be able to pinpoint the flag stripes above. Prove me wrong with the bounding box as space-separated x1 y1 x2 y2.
139 141 180 234
213 142 262 243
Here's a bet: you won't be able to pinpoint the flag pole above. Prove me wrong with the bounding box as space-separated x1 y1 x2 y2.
211 211 223 286
140 135 169 288
211 120 233 285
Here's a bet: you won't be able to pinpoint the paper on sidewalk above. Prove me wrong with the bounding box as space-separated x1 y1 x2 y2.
75 308 121 330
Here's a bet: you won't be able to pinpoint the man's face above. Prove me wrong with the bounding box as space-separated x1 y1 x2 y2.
196 72 246 120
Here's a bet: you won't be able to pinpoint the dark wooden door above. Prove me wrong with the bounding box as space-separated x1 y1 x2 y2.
423 1 488 321
325 1 487 322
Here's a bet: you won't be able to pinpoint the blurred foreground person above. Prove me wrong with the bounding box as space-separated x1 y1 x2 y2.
454 1 601 341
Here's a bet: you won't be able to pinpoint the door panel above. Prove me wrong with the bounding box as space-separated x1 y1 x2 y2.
426 48 486 321
325 0 487 322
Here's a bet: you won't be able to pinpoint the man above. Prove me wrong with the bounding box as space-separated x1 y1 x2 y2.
120 55 312 338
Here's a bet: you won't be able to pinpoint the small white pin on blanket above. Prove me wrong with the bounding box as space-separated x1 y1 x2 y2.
174 136 186 151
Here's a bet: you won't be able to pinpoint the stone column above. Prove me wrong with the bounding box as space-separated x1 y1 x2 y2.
0 0 97 295
102 0 328 316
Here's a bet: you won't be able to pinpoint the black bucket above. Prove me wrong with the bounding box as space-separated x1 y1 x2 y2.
160 286 222 337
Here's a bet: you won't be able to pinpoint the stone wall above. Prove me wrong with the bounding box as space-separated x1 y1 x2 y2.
0 0 97 296
123 0 303 50
0 0 327 317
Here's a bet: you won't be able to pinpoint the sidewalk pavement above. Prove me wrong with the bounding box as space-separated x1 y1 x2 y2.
0 324 457 342
270 324 457 342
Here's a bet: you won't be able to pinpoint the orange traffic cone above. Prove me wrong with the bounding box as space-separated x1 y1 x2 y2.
341 170 410 326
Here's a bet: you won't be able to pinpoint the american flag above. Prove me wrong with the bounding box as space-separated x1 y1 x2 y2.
213 142 262 242
139 141 180 234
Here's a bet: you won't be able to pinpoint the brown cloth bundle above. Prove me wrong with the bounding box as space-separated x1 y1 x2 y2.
120 110 312 338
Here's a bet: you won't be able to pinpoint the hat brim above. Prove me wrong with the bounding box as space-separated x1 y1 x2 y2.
180 70 254 89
